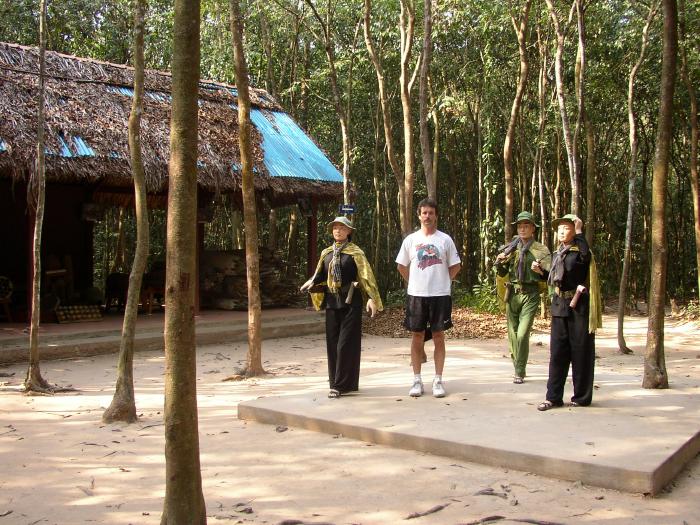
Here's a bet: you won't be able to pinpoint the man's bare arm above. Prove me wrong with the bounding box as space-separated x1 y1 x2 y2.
449 263 461 280
397 264 410 283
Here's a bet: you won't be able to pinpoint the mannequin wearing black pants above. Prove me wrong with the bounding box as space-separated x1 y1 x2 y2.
314 251 364 394
547 295 595 405
539 226 595 410
325 290 363 393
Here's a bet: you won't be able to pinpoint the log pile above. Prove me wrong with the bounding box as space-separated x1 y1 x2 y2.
200 248 304 310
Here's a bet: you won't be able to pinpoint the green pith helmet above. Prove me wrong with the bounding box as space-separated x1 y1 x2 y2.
326 216 355 234
551 214 578 229
512 211 538 227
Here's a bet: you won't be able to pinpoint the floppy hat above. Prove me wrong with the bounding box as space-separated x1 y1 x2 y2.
551 214 578 229
326 216 355 234
512 211 538 227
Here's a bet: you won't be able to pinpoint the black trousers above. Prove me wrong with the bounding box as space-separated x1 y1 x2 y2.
546 309 595 406
325 304 363 393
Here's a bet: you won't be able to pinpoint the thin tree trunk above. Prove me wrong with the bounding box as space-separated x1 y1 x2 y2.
110 207 127 273
544 0 580 216
644 0 677 390
25 0 51 393
372 101 382 271
231 208 242 249
679 0 700 303
503 0 532 240
364 0 407 233
286 205 299 279
618 2 658 355
419 0 435 200
399 0 416 233
160 0 206 521
103 0 149 423
305 0 352 204
584 112 595 246
231 0 264 377
267 208 278 252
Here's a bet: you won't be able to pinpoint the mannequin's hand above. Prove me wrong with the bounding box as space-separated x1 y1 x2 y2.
366 298 377 318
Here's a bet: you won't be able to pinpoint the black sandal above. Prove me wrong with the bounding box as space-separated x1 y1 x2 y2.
537 400 562 411
328 389 340 398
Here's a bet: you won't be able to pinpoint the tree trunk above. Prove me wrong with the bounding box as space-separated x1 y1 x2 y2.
286 205 299 279
536 24 550 248
419 0 435 200
584 111 595 246
25 0 51 393
160 0 206 521
544 0 580 216
110 207 127 274
231 0 264 377
399 0 416 234
618 3 658 355
644 0 677 390
364 0 407 234
503 0 531 241
305 0 352 204
104 0 149 424
679 0 700 302
267 208 278 252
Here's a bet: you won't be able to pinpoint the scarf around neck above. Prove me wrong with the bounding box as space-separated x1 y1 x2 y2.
328 241 348 293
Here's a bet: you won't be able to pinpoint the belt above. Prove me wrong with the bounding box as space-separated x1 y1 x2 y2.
554 287 575 299
513 283 540 294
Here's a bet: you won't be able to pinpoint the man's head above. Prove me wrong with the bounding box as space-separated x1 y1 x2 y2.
416 198 438 232
513 211 537 241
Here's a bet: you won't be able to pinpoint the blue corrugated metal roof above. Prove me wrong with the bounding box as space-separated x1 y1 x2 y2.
249 109 342 183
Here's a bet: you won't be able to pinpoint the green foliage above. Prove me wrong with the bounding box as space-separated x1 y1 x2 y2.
453 280 500 314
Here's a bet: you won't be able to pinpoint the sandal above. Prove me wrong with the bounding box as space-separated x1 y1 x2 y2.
328 389 341 398
537 400 562 411
568 401 581 407
513 376 524 384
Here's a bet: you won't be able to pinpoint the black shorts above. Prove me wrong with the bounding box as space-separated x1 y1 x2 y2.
404 295 453 333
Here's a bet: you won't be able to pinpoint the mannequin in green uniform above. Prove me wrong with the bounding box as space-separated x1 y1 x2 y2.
495 212 551 383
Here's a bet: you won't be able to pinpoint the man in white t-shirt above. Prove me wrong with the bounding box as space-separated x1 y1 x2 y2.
396 198 461 397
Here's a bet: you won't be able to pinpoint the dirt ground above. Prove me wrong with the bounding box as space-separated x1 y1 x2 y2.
0 314 698 525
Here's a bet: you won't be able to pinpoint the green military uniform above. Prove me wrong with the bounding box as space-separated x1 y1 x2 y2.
495 213 551 380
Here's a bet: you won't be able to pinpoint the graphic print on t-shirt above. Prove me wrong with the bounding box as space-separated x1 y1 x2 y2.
416 243 443 269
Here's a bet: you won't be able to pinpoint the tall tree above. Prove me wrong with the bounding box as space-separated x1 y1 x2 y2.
678 0 699 302
364 0 418 236
419 0 435 200
503 0 531 240
160 0 207 521
230 0 264 377
304 0 353 204
544 0 581 216
103 0 149 425
644 0 677 390
25 0 51 393
618 2 659 355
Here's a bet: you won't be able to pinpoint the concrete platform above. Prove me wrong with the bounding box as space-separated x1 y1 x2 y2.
0 307 324 364
239 345 700 495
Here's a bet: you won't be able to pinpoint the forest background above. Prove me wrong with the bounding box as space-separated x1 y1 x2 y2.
2 0 699 313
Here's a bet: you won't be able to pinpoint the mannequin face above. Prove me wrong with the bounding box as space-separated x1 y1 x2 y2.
557 222 575 244
332 224 352 242
517 221 535 241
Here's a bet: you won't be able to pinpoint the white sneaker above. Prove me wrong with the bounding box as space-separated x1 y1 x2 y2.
409 379 424 397
432 378 446 398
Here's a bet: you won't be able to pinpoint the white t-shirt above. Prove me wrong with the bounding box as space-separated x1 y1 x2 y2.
395 229 461 297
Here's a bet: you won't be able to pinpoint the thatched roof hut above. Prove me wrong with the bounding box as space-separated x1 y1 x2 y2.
0 41 343 207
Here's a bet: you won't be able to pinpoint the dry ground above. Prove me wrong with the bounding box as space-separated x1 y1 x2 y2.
0 314 698 525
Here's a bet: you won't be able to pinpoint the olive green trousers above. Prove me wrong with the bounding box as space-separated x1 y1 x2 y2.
506 291 540 378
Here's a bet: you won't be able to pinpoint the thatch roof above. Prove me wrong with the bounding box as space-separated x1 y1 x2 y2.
0 41 343 207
